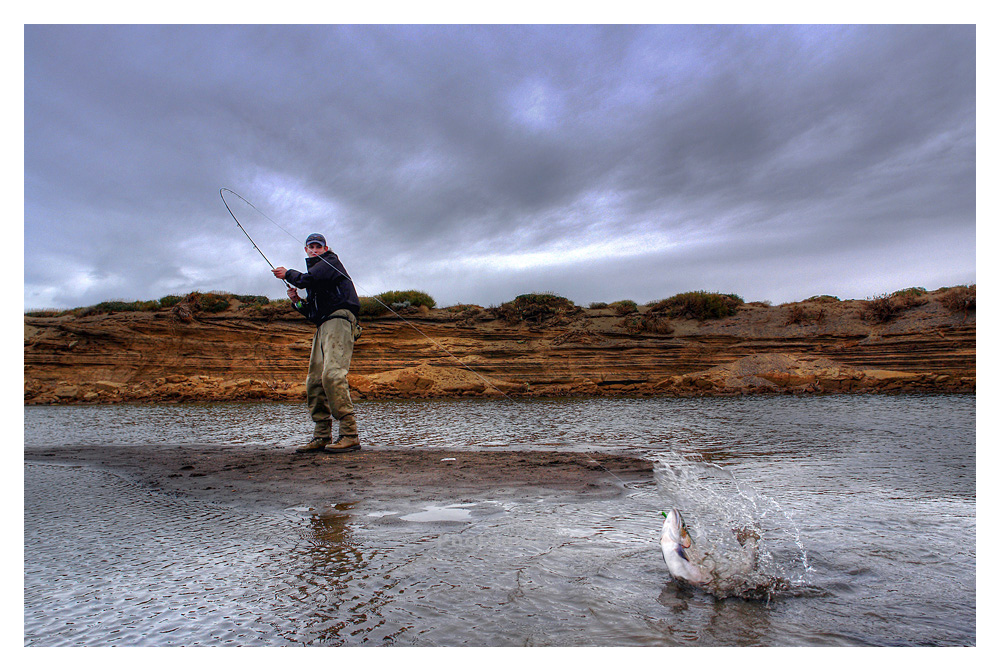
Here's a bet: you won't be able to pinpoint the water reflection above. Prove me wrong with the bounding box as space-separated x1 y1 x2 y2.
305 504 363 579
273 503 377 645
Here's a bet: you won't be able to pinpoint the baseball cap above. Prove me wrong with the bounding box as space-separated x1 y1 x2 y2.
305 233 327 247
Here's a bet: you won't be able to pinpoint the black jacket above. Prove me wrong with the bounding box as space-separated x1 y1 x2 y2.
284 251 361 325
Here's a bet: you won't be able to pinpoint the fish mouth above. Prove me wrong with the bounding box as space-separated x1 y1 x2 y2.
663 509 693 547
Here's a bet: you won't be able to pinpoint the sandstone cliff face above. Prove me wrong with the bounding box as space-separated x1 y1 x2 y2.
23 291 975 404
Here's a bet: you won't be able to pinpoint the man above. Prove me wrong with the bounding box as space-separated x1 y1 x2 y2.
272 233 362 454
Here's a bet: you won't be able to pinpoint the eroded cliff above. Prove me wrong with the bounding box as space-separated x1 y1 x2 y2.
23 290 975 404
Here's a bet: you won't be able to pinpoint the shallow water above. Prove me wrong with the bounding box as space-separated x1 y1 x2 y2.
24 394 975 646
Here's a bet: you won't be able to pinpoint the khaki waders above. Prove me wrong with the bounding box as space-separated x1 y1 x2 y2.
306 309 358 441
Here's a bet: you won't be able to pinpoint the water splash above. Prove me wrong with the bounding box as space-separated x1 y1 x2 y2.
653 449 812 600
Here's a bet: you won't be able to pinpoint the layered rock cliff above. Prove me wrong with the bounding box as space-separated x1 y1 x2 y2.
23 289 975 404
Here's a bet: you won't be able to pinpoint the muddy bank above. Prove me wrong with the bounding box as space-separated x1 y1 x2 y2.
23 444 654 511
24 288 975 404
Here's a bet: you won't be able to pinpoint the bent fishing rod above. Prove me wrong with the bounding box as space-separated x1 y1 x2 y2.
219 187 513 400
220 189 292 290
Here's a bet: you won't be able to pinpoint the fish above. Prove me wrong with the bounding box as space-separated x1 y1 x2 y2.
660 509 710 586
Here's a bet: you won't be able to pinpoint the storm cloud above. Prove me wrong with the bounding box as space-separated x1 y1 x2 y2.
24 24 975 310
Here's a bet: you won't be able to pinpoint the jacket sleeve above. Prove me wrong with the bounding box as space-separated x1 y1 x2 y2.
284 260 340 289
283 268 308 289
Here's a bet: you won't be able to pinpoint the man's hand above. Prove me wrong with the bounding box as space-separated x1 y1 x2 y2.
272 267 287 280
287 287 300 301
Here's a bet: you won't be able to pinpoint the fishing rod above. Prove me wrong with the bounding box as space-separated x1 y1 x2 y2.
221 188 292 289
219 187 515 400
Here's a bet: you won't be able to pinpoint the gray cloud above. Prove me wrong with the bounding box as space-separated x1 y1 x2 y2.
24 24 975 310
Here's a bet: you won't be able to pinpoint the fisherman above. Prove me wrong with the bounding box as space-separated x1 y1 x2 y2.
272 233 362 454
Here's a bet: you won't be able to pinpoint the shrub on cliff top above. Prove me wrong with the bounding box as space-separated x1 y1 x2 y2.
859 293 902 324
74 299 160 316
893 287 928 298
159 294 185 308
493 292 578 324
377 290 436 310
608 300 638 315
939 284 975 314
189 292 231 313
359 290 436 317
860 288 932 324
651 291 744 320
359 296 386 317
783 304 827 326
231 294 270 306
890 287 929 310
620 312 674 335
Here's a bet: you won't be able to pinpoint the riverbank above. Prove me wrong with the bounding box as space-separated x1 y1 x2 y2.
24 287 975 404
23 444 653 511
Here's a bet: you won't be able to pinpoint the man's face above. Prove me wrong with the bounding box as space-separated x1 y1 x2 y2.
306 243 328 258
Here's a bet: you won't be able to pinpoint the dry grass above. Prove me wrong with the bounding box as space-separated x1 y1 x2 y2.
939 285 975 315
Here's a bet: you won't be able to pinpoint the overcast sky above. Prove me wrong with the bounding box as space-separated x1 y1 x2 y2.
23 23 976 311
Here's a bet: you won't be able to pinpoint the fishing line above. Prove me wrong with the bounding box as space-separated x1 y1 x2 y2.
219 188 515 400
587 458 632 488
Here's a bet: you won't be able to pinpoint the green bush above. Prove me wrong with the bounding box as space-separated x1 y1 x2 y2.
359 296 388 317
201 297 231 313
357 290 436 317
651 291 744 320
194 293 231 313
588 301 609 309
85 299 160 315
890 287 928 310
159 295 185 308
31 291 274 317
493 292 578 324
376 289 436 310
231 294 270 306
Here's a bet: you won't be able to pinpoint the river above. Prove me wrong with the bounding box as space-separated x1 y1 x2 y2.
24 394 975 646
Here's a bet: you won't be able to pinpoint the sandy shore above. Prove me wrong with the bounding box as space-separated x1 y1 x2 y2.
23 444 655 511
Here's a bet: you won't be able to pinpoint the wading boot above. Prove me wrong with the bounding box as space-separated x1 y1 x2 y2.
324 435 361 454
297 436 332 453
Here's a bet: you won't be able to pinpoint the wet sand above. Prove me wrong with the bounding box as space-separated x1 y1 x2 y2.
23 444 655 510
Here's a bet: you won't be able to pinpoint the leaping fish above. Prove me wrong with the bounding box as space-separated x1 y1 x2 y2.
660 509 709 586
